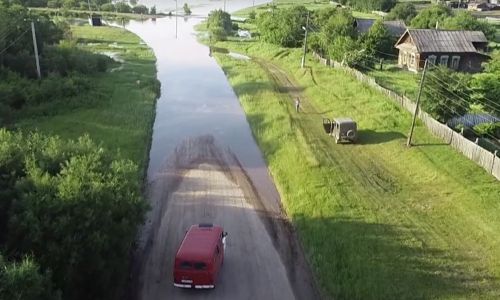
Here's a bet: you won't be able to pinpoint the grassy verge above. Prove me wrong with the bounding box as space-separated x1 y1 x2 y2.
233 0 379 19
30 7 163 20
365 60 420 100
209 37 500 299
17 24 159 177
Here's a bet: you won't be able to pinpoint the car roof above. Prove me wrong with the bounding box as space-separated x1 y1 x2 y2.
334 117 356 124
176 224 223 262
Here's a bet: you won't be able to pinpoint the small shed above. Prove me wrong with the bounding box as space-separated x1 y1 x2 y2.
89 15 103 26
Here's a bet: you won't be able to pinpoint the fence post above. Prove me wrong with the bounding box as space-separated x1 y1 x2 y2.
492 150 498 175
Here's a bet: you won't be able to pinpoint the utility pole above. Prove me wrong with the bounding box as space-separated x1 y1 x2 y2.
175 0 178 39
407 59 428 147
31 21 41 79
301 12 309 69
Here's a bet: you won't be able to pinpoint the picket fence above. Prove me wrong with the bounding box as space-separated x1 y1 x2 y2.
312 52 500 180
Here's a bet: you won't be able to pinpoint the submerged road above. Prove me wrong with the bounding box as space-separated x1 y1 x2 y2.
120 1 321 299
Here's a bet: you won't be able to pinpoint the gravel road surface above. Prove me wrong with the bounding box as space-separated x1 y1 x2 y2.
135 136 320 300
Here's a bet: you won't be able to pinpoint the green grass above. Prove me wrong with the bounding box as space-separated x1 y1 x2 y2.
233 0 379 19
17 25 159 176
30 7 162 20
365 60 420 100
209 37 500 299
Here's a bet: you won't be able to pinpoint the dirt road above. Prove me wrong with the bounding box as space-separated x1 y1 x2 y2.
135 136 320 300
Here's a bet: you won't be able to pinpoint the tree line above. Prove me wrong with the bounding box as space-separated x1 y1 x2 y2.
17 0 157 15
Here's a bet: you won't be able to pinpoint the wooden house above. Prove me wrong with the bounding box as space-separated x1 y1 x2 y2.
394 29 489 73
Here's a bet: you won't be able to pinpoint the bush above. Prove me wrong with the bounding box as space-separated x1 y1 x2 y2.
207 9 233 41
0 130 147 299
100 3 115 11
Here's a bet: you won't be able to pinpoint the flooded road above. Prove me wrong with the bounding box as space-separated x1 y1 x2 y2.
121 2 320 299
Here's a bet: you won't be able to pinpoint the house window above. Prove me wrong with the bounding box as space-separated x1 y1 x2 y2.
451 56 460 69
440 55 449 67
428 55 437 65
402 52 407 64
410 54 416 67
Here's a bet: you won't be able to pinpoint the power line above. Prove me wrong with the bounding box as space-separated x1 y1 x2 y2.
0 28 30 56
425 67 500 113
427 60 500 111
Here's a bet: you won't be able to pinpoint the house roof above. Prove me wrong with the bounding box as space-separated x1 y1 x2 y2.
395 29 488 53
383 20 407 37
354 18 407 37
447 113 500 128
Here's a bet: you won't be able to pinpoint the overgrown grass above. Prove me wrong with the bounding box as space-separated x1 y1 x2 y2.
365 60 420 100
17 25 159 177
211 37 500 299
233 0 379 19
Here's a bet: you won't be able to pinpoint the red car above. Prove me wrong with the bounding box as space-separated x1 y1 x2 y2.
173 224 227 289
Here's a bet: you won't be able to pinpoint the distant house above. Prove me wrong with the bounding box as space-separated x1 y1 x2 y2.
354 19 407 38
394 29 489 73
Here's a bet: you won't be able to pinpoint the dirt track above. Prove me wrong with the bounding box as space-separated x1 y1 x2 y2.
135 136 320 300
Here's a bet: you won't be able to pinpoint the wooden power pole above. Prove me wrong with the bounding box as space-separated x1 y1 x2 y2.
407 59 429 147
31 21 41 79
301 12 309 69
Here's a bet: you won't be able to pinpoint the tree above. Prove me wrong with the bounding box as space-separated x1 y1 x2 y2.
183 3 191 15
410 4 451 29
471 51 500 114
385 2 417 23
442 11 496 40
129 0 136 6
149 5 156 14
0 255 59 300
207 9 233 41
100 3 114 11
132 4 148 14
256 6 309 47
361 19 394 57
343 0 396 12
115 2 131 13
422 66 471 122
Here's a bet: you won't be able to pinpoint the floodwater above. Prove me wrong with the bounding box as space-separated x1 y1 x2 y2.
122 0 280 206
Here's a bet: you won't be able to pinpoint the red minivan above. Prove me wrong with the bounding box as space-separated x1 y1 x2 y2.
173 224 227 289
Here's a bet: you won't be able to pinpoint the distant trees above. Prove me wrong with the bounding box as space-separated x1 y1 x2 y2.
132 4 148 14
471 51 500 113
0 130 147 299
410 4 452 28
115 2 132 13
385 2 417 23
442 11 496 40
337 0 397 12
207 9 233 41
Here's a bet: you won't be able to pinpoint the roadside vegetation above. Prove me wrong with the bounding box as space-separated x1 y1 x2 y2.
201 3 500 299
0 1 159 299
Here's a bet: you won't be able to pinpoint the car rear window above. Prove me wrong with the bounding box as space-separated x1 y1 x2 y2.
193 262 207 270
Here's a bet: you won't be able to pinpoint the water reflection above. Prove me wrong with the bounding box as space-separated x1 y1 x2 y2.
120 0 279 207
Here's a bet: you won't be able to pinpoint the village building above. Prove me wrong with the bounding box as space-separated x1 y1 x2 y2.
354 19 407 38
394 29 489 73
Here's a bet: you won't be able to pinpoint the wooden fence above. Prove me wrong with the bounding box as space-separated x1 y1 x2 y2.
312 52 500 180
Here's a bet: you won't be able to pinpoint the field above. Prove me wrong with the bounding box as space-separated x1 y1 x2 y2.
17 25 159 176
233 0 380 19
208 37 500 299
